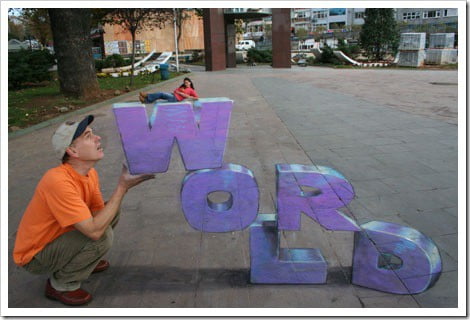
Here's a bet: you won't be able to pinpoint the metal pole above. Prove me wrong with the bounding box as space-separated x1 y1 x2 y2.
173 8 179 72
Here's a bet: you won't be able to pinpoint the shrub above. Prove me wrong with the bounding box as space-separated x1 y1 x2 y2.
349 44 361 58
319 45 343 65
105 54 125 68
247 48 272 63
9 49 55 89
337 39 350 55
337 39 361 59
94 55 132 71
94 59 105 71
307 56 316 66
191 51 200 62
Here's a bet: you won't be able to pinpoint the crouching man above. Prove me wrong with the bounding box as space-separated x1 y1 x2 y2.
13 115 154 306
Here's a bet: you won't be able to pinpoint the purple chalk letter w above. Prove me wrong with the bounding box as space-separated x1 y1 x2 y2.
113 98 233 174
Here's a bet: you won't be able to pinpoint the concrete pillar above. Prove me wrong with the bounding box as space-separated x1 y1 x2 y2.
272 8 291 68
203 9 226 71
225 22 237 68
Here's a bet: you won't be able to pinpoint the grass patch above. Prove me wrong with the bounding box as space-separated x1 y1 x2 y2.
97 72 173 90
9 72 184 130
186 60 205 66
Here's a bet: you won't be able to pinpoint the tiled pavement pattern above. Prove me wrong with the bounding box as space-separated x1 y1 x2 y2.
7 66 459 310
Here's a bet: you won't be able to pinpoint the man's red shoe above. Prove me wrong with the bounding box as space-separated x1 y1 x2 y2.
45 279 92 306
92 260 110 274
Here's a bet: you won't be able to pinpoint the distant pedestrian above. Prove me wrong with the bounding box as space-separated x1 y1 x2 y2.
13 115 155 306
139 77 199 104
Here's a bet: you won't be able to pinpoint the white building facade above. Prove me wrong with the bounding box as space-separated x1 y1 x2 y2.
292 8 366 33
395 8 458 33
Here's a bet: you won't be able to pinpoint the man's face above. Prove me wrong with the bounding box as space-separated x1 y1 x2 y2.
69 126 104 161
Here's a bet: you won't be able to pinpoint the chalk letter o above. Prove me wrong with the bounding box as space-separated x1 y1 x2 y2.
181 163 259 232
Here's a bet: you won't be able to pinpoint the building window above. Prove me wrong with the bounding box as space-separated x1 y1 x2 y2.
135 40 146 54
355 12 364 19
313 23 327 31
423 10 441 19
296 23 309 30
313 11 327 19
329 21 345 30
329 8 346 16
403 11 421 20
118 41 127 55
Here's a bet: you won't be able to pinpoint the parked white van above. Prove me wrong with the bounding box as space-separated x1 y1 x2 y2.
236 40 255 51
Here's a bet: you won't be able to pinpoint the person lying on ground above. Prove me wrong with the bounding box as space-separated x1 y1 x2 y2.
139 77 199 104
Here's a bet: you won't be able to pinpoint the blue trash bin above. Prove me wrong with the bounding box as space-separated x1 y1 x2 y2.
160 63 169 80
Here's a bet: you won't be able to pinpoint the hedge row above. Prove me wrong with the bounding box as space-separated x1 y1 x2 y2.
9 49 55 89
94 54 132 71
247 48 272 63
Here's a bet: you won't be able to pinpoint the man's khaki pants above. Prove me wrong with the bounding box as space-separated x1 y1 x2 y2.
23 212 119 291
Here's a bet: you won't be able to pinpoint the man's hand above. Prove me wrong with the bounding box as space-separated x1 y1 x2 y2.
118 164 155 192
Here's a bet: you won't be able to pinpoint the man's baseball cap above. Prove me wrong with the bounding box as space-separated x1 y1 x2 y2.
52 115 94 158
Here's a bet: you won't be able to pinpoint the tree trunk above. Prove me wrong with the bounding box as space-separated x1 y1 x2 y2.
176 9 182 50
48 9 100 99
177 28 182 49
177 21 182 49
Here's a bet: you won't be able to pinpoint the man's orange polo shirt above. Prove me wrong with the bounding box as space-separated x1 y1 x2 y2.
13 163 105 266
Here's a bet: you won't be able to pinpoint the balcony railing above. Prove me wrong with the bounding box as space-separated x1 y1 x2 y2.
224 8 272 14
292 17 310 22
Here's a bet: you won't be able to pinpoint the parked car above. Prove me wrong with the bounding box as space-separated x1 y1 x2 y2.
292 53 307 63
297 58 307 67
236 40 255 51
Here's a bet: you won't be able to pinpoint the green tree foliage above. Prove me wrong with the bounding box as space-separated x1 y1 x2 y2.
234 19 244 38
295 28 308 40
8 16 25 40
99 9 173 86
194 8 204 18
9 49 55 89
337 39 361 59
359 9 399 60
247 48 272 63
337 38 349 54
319 45 342 65
19 9 52 47
191 51 202 63
94 54 132 71
263 23 272 40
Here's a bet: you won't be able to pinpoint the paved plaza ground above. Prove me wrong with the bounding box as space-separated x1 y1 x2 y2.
7 65 460 314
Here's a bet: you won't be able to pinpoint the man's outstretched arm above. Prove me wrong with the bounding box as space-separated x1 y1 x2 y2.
74 165 154 240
